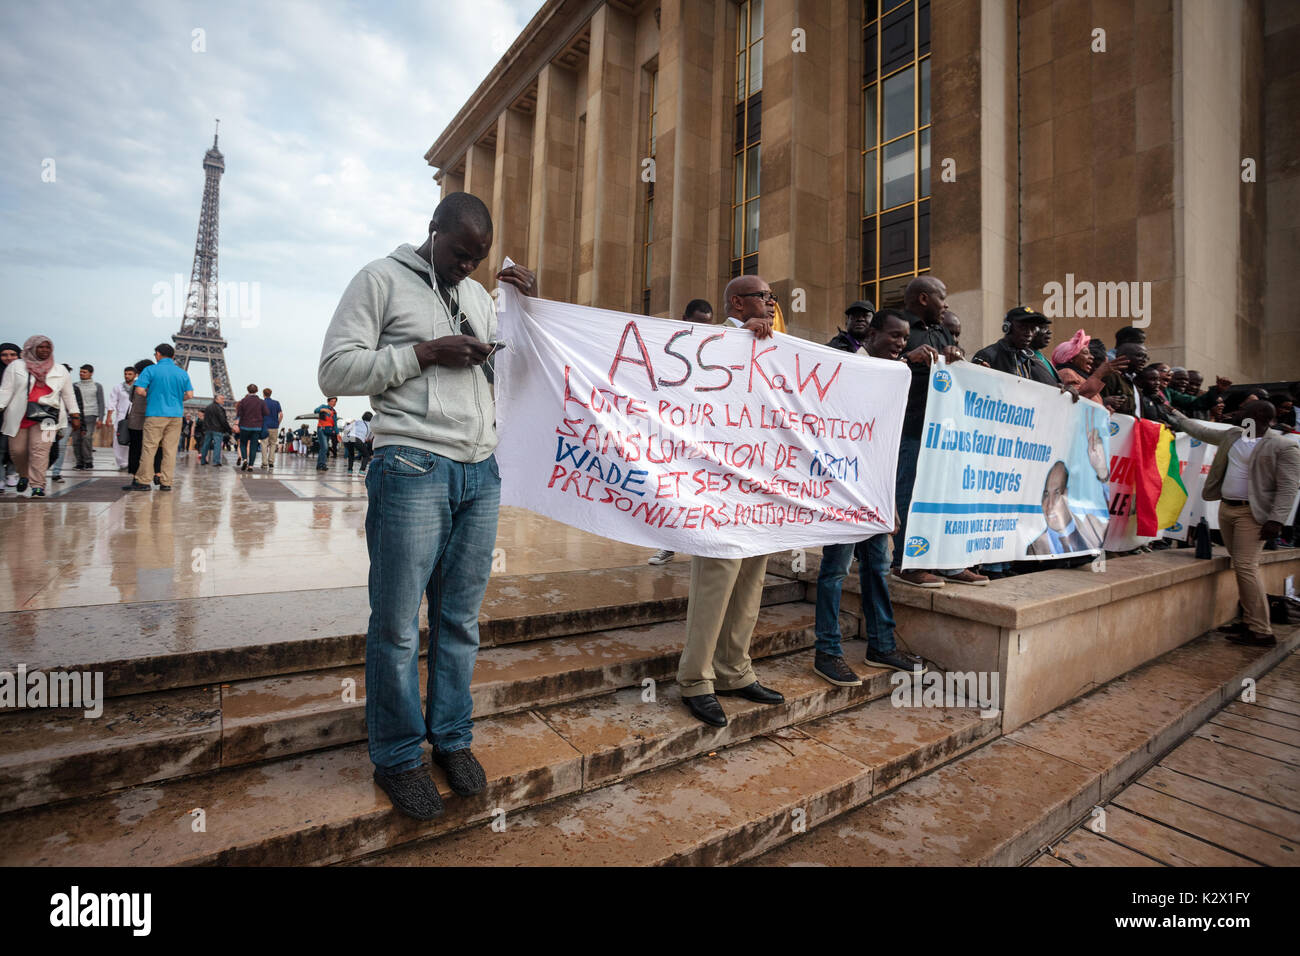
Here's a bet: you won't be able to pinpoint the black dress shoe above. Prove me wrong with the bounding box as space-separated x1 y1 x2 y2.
1227 630 1277 647
684 693 728 727
717 681 785 705
122 481 151 491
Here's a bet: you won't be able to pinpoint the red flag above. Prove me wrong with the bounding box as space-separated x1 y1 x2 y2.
1131 419 1164 536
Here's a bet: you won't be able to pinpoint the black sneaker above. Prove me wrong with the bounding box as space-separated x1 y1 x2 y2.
122 481 151 491
865 648 931 674
16 477 27 493
50 475 64 483
374 764 444 820
31 487 45 497
433 748 487 797
813 651 863 687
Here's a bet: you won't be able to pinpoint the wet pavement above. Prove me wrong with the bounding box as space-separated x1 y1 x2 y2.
0 447 668 613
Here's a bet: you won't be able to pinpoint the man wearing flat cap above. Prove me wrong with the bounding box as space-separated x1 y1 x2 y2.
826 300 874 353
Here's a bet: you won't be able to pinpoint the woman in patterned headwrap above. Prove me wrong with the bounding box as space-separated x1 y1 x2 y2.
1052 329 1126 402
0 335 82 496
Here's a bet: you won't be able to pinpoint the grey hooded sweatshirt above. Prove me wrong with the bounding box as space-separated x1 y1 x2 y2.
318 243 498 463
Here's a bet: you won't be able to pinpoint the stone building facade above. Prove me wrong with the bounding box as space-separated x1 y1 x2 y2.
426 0 1298 383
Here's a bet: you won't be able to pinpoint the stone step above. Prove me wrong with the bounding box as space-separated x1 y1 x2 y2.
747 622 1300 866
0 602 845 813
0 642 914 865
0 563 803 699
355 695 997 866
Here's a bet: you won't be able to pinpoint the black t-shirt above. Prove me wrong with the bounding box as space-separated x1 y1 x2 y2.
901 310 956 438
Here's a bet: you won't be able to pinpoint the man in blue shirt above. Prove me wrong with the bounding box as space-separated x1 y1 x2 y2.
259 387 284 470
124 343 193 492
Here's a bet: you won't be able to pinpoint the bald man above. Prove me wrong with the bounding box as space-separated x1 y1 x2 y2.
1169 401 1300 646
677 274 787 727
891 275 988 588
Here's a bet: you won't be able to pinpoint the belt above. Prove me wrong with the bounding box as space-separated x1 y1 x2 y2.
1222 498 1249 507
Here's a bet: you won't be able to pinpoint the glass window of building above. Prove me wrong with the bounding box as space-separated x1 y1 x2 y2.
730 0 763 279
861 0 930 308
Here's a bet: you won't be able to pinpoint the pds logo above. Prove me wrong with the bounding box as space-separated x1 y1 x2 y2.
1107 421 1120 437
905 536 930 557
932 369 952 393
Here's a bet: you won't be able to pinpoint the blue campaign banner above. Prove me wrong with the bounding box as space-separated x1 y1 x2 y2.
902 360 1112 568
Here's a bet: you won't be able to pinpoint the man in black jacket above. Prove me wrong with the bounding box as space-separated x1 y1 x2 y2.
826 300 874 353
892 277 988 589
199 395 232 466
972 307 1058 385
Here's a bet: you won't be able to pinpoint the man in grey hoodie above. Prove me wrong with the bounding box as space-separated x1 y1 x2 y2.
319 192 536 820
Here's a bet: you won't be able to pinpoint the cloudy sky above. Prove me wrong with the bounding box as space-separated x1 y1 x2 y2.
0 0 538 422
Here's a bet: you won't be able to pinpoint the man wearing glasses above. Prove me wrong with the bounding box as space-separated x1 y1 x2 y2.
676 275 787 727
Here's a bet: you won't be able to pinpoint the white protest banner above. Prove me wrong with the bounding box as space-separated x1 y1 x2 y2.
1101 414 1158 551
492 283 910 559
1286 433 1300 526
1171 421 1234 534
901 360 1112 568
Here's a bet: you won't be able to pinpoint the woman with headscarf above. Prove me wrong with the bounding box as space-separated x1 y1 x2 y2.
124 358 164 482
1052 330 1127 402
0 336 81 496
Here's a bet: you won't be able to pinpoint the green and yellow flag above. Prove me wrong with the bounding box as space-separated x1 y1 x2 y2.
1154 424 1188 531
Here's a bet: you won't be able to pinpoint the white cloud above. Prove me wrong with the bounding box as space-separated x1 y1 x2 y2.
0 0 537 421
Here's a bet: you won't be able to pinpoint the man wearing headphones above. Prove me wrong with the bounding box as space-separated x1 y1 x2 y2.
972 307 1059 385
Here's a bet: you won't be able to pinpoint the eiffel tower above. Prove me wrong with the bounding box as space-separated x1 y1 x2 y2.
172 121 233 407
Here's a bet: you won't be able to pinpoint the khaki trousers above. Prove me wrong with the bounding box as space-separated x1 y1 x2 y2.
262 428 279 466
677 554 768 697
136 416 181 486
9 425 56 489
1218 501 1271 635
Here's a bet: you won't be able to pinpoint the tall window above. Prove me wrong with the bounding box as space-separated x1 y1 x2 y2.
730 0 763 278
861 0 930 308
642 69 657 314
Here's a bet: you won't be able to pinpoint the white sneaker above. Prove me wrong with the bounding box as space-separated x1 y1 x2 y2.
647 549 675 566
4 474 16 487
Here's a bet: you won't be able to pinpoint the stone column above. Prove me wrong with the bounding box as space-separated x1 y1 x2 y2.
491 107 534 274
462 142 497 286
578 4 638 310
657 0 719 319
528 63 579 301
755 0 837 341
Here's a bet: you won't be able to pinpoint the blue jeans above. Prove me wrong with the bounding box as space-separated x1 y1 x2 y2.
317 427 336 467
814 535 897 656
891 434 921 569
200 430 223 464
364 445 501 772
239 427 264 466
